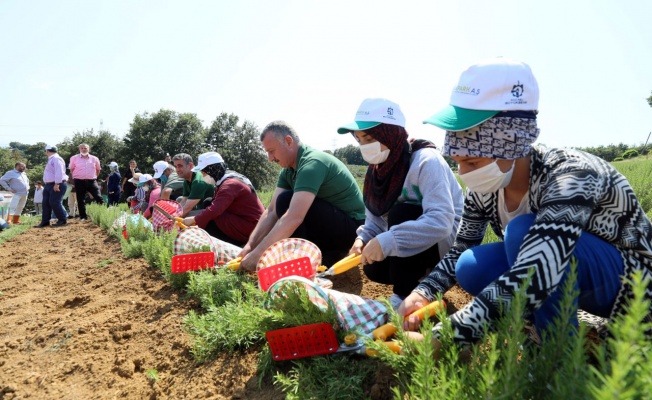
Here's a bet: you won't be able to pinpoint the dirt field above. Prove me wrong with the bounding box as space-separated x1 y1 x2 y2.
0 220 472 399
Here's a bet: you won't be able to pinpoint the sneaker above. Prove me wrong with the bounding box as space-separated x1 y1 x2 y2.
52 221 67 227
389 294 405 312
34 223 50 228
80 218 87 221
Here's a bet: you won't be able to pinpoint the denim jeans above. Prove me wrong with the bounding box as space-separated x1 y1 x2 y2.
41 182 68 224
455 213 624 335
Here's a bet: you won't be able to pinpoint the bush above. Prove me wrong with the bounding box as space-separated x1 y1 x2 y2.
622 149 639 159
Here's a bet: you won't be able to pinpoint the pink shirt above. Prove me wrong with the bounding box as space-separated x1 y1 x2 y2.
43 154 68 184
69 153 101 180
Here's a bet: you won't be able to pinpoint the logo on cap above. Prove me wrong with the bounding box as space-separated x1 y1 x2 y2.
511 81 524 98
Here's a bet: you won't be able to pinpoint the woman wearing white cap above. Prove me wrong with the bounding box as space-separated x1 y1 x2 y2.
401 57 652 346
337 98 464 309
130 174 160 217
107 162 121 206
181 151 264 247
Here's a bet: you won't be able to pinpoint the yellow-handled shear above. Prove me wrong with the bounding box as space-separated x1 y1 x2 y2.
316 253 361 277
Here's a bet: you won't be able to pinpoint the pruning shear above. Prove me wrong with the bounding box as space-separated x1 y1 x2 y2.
316 254 362 278
222 257 242 271
336 333 401 356
153 204 187 229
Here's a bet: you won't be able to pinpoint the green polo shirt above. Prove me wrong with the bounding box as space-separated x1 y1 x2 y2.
183 171 215 209
277 144 365 221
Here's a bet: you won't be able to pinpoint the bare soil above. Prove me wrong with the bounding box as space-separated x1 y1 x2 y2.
0 221 472 399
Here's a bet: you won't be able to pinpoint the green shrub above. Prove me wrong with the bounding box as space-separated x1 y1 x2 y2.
622 149 639 159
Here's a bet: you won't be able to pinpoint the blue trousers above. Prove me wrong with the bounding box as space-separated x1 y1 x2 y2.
41 182 68 224
455 214 624 335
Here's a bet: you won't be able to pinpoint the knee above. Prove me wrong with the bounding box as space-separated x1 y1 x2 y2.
455 250 483 295
504 213 536 247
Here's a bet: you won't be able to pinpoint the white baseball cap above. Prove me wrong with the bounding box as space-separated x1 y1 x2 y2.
193 151 224 171
423 57 539 131
337 98 406 134
137 174 153 186
108 161 118 168
152 161 170 179
45 144 58 152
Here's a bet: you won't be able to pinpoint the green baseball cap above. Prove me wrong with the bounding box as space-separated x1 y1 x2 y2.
423 106 499 131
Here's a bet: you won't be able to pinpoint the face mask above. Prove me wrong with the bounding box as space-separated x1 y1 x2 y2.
202 174 216 185
360 142 390 165
460 160 515 194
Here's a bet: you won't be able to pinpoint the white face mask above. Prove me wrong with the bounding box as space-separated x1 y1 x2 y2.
360 142 390 165
460 160 515 194
202 174 216 185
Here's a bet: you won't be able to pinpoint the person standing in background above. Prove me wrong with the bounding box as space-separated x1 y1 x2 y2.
69 143 103 221
121 160 140 202
66 176 77 218
33 181 44 215
107 162 122 206
0 162 30 224
35 145 68 228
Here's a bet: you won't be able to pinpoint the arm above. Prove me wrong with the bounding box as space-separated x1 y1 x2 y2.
193 181 238 228
239 189 316 271
377 151 461 258
180 199 200 217
0 172 10 191
239 187 285 256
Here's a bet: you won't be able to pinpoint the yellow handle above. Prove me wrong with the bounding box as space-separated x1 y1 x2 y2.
225 257 242 271
365 341 402 356
332 254 362 275
372 300 447 341
408 300 446 321
174 217 187 230
372 323 398 341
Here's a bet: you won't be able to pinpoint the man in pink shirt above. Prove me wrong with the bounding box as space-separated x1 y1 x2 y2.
69 143 103 221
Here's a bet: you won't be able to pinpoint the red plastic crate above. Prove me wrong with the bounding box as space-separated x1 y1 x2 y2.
257 256 314 291
266 322 339 361
171 252 215 274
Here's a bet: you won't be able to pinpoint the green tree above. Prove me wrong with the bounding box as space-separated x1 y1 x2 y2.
123 109 207 172
57 130 125 173
8 142 48 167
333 144 364 165
647 91 652 107
206 113 279 190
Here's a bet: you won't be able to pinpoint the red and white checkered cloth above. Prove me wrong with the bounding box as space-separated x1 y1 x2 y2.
173 226 241 265
151 199 183 232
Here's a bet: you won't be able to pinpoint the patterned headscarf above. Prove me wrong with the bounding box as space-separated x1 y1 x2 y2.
443 111 540 159
203 162 255 191
363 124 437 216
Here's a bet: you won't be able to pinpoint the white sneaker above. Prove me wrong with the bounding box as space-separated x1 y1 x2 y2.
389 294 404 312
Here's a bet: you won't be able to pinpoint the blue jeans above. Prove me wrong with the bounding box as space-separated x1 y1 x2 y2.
455 214 624 335
41 182 68 224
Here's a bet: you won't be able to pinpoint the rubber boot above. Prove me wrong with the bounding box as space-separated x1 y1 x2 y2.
13 215 20 224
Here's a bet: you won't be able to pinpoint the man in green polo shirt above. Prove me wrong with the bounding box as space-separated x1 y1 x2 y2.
239 121 365 271
172 153 215 217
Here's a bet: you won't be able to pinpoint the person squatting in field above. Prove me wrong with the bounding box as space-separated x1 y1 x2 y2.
181 151 265 247
399 57 652 345
336 98 464 310
238 121 366 271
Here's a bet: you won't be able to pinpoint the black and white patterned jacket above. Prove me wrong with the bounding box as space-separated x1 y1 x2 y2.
414 146 652 344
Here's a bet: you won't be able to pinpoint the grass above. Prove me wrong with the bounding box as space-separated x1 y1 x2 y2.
95 258 119 268
0 215 39 244
145 368 159 382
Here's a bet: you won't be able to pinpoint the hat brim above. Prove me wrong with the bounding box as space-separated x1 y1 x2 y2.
152 171 163 179
423 106 499 131
192 165 203 172
337 121 381 134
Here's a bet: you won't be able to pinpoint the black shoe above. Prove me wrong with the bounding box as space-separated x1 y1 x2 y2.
52 221 67 227
34 223 50 228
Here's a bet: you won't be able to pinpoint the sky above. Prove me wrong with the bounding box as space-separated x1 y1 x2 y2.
1 0 651 153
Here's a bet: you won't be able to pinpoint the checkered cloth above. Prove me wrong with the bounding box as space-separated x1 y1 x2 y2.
110 212 153 233
151 199 183 232
257 238 322 273
266 276 388 336
173 226 241 265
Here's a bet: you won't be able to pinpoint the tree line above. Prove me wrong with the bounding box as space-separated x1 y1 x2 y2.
1 110 281 194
